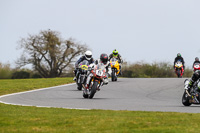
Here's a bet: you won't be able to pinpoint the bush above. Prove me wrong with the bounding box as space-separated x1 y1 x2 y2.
12 71 30 79
31 73 42 78
0 63 13 79
122 61 193 78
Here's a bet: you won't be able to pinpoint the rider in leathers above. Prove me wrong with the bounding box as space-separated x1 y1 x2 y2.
73 50 94 81
186 70 200 96
193 57 200 67
108 49 123 75
174 53 185 69
85 53 111 89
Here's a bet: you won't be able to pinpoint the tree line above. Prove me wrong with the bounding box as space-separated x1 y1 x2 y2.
0 29 193 79
121 61 193 78
0 61 193 79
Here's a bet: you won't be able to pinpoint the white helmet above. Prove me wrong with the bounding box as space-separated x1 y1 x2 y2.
85 50 92 60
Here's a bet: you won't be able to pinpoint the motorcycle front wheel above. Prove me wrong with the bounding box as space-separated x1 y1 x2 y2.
111 69 116 81
182 91 192 106
177 70 181 78
89 81 98 99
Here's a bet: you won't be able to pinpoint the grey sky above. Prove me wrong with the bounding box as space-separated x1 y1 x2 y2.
0 0 200 68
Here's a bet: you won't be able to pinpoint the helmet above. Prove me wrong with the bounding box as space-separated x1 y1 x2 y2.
113 49 118 57
195 57 199 61
85 50 92 60
100 53 108 65
177 53 181 57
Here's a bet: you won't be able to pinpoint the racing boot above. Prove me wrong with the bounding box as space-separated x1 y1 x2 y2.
197 82 200 92
103 77 108 85
119 70 122 76
185 79 194 98
83 83 89 94
73 69 77 81
188 80 194 92
119 66 122 76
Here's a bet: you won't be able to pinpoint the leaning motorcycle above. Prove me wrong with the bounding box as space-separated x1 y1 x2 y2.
76 60 89 90
83 63 107 99
110 58 120 81
193 63 200 72
182 79 200 106
174 61 184 78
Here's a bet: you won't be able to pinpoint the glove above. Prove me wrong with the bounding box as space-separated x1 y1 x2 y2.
89 63 95 69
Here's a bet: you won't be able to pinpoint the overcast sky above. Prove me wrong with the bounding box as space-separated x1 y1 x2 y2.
1 0 200 68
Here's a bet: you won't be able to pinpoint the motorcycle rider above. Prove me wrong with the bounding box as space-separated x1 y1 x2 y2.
185 70 200 96
85 53 111 89
193 57 200 67
108 49 123 75
174 53 185 69
73 50 94 81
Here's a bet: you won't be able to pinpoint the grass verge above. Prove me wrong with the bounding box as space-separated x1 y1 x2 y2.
0 78 199 133
0 77 74 96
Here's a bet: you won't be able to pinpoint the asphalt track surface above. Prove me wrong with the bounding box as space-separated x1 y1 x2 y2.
1 78 200 113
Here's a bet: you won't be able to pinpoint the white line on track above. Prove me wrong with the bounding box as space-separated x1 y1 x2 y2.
0 83 90 110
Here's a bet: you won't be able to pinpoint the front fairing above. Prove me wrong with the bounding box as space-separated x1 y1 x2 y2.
110 58 119 69
194 63 200 70
175 61 183 68
91 63 106 79
79 60 89 74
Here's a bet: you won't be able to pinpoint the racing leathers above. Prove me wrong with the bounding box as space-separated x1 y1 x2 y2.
193 61 200 67
174 56 185 69
109 53 123 75
186 70 200 95
74 56 94 77
85 59 111 89
108 53 123 63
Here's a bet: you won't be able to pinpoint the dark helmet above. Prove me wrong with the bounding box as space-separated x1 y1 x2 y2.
195 57 199 61
177 53 181 57
100 53 108 65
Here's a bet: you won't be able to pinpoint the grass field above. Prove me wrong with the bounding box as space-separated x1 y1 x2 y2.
0 78 199 133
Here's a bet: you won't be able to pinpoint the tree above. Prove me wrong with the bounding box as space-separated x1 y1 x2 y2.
16 30 88 78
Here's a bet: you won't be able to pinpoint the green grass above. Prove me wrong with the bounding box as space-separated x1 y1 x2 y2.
0 78 200 133
0 77 74 96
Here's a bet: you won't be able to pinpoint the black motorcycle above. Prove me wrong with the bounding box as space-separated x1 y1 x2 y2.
182 79 200 106
76 60 89 90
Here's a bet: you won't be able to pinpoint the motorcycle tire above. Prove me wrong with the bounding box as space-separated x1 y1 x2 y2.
177 70 181 78
77 76 84 90
111 69 116 82
83 91 88 98
182 91 192 106
77 83 82 90
89 81 98 99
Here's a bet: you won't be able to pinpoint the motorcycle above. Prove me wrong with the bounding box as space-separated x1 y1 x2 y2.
193 63 200 72
182 79 200 106
110 58 120 81
83 63 107 99
76 60 90 90
174 61 184 78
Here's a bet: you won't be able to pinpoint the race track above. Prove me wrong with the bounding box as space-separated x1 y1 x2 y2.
1 78 200 113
